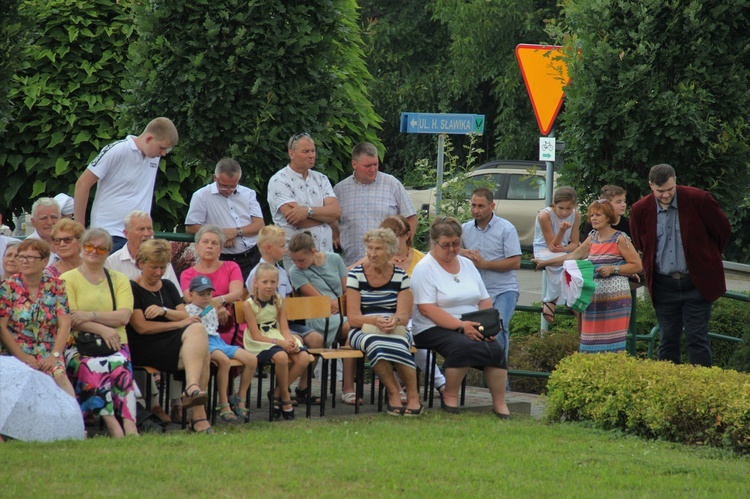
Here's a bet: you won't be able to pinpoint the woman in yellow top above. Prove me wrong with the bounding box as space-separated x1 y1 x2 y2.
61 228 138 438
243 263 309 420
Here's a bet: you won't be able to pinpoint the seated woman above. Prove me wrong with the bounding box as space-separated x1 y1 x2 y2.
127 239 214 434
46 219 84 277
287 231 356 404
346 228 421 416
2 239 21 280
243 263 310 421
0 239 76 398
411 217 511 419
61 228 139 437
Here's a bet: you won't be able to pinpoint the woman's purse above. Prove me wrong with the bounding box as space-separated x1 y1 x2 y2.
460 308 503 339
75 269 119 357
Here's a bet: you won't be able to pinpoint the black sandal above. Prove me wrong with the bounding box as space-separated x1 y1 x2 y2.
267 391 281 420
542 302 556 324
189 418 215 434
403 404 424 417
182 384 207 409
386 403 405 416
280 400 295 421
293 386 322 406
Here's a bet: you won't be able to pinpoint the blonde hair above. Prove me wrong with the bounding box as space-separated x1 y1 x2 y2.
143 117 178 145
251 262 282 312
136 239 172 266
257 226 287 256
362 228 399 257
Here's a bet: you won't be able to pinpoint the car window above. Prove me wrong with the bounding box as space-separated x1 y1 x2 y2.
506 174 545 200
464 174 504 198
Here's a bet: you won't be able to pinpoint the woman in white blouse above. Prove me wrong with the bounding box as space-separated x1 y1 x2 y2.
411 217 510 419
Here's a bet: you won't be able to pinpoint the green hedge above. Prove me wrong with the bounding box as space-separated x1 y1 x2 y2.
545 353 750 454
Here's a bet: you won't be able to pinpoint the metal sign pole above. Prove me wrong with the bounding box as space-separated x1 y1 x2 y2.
540 127 555 334
435 134 446 216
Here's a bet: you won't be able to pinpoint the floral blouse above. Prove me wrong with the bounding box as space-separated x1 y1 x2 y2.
0 274 69 357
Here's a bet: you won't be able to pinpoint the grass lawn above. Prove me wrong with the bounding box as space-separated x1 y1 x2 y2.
2 412 749 497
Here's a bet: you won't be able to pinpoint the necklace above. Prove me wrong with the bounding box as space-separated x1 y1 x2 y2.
151 288 164 305
79 266 104 285
392 248 411 264
450 273 460 283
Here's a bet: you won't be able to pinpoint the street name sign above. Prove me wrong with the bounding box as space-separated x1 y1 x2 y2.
400 112 485 135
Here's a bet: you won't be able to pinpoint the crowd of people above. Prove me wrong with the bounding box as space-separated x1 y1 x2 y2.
0 118 731 441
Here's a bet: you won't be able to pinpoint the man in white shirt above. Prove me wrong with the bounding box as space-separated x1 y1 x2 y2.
28 197 61 265
185 158 265 280
74 117 178 253
105 210 182 295
333 142 417 266
267 133 341 267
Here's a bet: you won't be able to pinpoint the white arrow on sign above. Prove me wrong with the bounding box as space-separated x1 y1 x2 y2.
410 118 418 128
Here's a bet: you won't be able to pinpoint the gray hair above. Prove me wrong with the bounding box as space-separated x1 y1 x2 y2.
3 238 21 256
352 142 378 161
195 224 226 246
215 158 242 178
81 227 113 251
362 228 399 257
123 210 151 229
31 197 61 218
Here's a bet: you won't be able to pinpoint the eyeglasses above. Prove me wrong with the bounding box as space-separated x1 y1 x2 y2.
16 255 43 262
216 181 239 192
51 236 77 245
435 241 461 250
83 243 109 255
288 132 311 149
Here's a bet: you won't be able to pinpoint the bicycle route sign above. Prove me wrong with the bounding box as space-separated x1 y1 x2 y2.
400 112 485 135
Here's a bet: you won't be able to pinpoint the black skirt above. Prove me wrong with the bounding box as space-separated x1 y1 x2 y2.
414 326 507 370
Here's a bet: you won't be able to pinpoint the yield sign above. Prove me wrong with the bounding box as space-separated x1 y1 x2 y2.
515 44 570 136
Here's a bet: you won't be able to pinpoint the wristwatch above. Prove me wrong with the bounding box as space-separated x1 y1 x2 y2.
237 227 243 237
614 266 620 274
307 207 314 218
162 307 168 316
52 351 60 358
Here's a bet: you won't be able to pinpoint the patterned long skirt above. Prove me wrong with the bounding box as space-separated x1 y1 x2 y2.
65 345 137 421
580 275 631 353
349 329 416 369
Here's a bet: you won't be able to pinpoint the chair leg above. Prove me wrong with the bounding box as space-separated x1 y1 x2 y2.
306 362 314 419
355 357 364 415
460 375 467 406
256 363 264 409
330 358 337 409
319 359 329 418
428 350 437 409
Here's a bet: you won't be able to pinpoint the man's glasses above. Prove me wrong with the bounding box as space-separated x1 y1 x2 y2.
435 241 461 250
288 132 311 149
51 236 77 245
83 243 109 255
16 254 43 262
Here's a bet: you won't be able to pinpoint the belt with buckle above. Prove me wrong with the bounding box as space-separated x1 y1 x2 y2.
221 247 256 261
668 272 690 280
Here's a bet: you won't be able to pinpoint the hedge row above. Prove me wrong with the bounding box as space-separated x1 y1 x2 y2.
545 353 750 454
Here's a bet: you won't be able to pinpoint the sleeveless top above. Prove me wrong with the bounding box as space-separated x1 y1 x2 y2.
533 206 576 251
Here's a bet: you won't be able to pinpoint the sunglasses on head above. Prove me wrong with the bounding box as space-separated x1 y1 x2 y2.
289 132 311 148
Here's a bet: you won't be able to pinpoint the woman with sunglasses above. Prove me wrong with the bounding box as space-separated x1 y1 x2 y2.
410 217 511 419
46 219 85 278
61 228 138 438
0 239 76 398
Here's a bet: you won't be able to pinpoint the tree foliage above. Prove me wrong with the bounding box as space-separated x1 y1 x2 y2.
0 0 27 134
551 0 750 235
0 0 135 215
124 0 382 229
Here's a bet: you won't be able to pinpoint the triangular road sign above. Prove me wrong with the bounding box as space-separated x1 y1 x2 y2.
515 44 570 136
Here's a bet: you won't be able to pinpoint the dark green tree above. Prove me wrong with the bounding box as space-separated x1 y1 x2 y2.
0 0 135 214
552 0 750 257
0 0 27 133
124 0 382 229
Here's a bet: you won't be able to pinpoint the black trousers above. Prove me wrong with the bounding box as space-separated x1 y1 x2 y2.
220 245 261 282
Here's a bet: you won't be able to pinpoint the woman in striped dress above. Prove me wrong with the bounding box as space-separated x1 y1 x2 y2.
535 200 642 352
346 228 422 416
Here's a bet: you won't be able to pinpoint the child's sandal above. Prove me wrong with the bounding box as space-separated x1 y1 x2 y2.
216 403 237 423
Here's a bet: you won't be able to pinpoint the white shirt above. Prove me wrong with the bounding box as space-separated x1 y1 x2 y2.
87 136 161 238
245 260 293 298
105 244 183 297
410 253 490 335
267 165 337 252
185 182 264 254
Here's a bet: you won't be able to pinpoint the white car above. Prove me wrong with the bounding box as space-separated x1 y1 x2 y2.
405 160 557 249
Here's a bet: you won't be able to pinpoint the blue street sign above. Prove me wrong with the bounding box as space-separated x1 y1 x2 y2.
400 112 485 135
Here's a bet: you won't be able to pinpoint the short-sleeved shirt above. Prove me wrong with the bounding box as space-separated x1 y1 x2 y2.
346 264 410 317
462 214 521 297
86 136 161 238
267 165 337 252
105 244 182 296
185 183 264 254
0 274 69 356
180 262 243 335
333 172 416 265
60 268 134 343
246 260 293 297
410 253 490 335
185 303 220 337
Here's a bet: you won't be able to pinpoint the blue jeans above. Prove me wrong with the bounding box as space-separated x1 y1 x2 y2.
492 290 519 359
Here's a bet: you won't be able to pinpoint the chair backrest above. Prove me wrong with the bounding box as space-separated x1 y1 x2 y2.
234 300 246 325
285 295 332 321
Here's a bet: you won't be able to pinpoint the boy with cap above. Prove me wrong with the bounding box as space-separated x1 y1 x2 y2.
186 275 257 422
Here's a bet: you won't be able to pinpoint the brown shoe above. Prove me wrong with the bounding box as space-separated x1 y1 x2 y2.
151 405 172 424
170 404 183 424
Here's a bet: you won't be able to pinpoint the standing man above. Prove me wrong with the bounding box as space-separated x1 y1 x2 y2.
28 197 61 265
74 117 178 253
185 158 265 280
461 187 522 358
333 142 417 266
267 133 341 267
630 164 730 367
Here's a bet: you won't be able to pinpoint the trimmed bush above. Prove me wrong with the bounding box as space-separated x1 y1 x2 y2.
546 353 750 454
508 329 579 394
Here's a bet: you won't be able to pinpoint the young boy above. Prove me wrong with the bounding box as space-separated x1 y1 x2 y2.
186 275 257 422
245 226 323 404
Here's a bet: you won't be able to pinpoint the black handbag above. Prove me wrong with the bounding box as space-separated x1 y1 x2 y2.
75 269 118 357
460 308 503 339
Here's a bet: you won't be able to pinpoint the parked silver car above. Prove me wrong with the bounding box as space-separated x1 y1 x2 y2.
405 160 557 248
